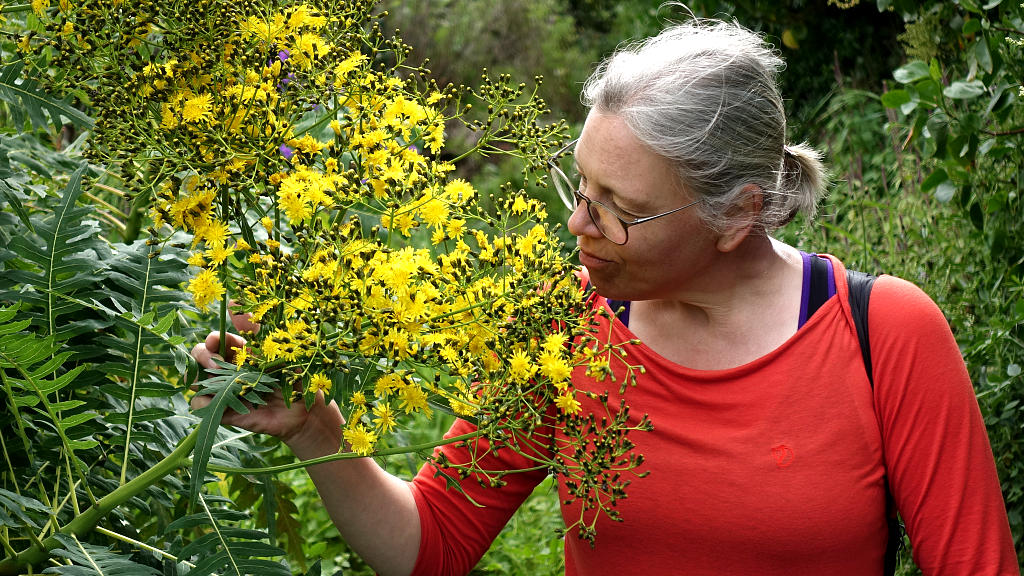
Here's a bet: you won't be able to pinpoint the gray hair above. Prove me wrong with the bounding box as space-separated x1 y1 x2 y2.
581 19 826 233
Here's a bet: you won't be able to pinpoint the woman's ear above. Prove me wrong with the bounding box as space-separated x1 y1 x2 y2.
716 185 763 252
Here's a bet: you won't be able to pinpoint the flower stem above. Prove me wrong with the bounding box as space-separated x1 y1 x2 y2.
218 187 231 358
0 428 199 576
207 430 483 475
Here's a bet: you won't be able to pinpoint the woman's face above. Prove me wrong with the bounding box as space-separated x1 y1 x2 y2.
567 111 718 301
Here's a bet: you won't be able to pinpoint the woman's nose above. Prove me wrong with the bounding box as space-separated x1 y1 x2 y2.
566 200 598 238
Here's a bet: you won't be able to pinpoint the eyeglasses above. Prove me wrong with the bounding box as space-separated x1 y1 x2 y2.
546 138 699 245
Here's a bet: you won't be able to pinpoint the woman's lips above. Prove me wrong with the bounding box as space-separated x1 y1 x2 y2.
578 248 613 269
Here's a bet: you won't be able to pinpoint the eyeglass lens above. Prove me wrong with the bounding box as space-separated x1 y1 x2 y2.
550 164 630 244
586 200 627 244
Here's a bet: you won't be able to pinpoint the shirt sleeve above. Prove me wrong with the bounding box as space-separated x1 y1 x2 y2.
868 275 1018 575
408 418 551 576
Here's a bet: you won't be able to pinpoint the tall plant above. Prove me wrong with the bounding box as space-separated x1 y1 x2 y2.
0 1 651 573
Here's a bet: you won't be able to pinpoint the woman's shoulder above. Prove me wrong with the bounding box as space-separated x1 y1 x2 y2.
817 255 954 346
869 274 950 332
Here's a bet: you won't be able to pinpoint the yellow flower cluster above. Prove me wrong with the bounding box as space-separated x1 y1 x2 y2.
33 0 648 538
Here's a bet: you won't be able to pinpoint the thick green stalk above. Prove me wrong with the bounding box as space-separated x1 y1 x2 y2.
0 429 199 576
121 185 151 243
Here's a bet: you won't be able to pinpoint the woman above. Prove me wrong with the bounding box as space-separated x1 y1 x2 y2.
192 18 1018 576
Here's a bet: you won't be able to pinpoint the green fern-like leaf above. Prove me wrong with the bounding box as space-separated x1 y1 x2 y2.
0 62 93 133
86 240 193 481
166 494 290 576
189 366 277 510
44 533 160 576
0 487 50 531
3 166 110 340
0 303 97 465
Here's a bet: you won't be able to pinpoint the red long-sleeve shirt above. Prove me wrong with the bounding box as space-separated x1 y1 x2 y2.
409 256 1018 575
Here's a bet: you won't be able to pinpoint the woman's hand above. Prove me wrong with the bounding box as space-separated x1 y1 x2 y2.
189 312 344 455
189 311 420 575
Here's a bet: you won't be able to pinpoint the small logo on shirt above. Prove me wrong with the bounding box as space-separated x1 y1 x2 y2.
771 444 795 468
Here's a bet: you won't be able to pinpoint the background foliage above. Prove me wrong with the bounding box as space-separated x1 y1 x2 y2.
1 0 1021 574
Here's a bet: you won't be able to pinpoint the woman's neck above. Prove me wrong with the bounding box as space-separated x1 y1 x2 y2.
626 236 805 369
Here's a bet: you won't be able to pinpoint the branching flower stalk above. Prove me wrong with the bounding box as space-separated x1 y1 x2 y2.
13 0 653 554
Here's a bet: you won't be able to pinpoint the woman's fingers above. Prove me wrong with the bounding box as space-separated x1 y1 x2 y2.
193 331 247 366
230 311 260 334
190 341 222 372
190 392 212 410
190 332 245 387
227 300 261 334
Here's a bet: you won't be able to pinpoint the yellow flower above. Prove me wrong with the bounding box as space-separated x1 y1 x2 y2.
205 243 234 267
555 391 582 415
351 391 367 406
382 210 417 237
278 186 311 223
290 32 328 69
538 350 572 385
374 373 402 398
187 268 225 312
445 218 466 239
343 424 377 456
372 403 397 433
383 327 416 359
507 349 535 383
542 332 569 354
287 4 323 30
182 93 214 123
449 397 478 417
443 179 476 204
198 219 230 248
398 383 431 415
31 0 49 16
233 344 249 368
333 53 367 83
187 252 206 267
418 197 449 228
585 356 612 381
425 123 445 154
510 195 529 215
309 373 332 394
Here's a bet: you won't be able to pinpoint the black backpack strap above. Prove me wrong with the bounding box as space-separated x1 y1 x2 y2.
806 254 832 320
846 269 876 386
846 269 905 576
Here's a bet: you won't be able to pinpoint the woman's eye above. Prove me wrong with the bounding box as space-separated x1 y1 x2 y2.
617 206 640 220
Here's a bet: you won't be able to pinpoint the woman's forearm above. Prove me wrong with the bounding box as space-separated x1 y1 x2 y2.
286 407 422 576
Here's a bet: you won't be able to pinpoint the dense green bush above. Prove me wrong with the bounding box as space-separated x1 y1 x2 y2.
874 0 1024 556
